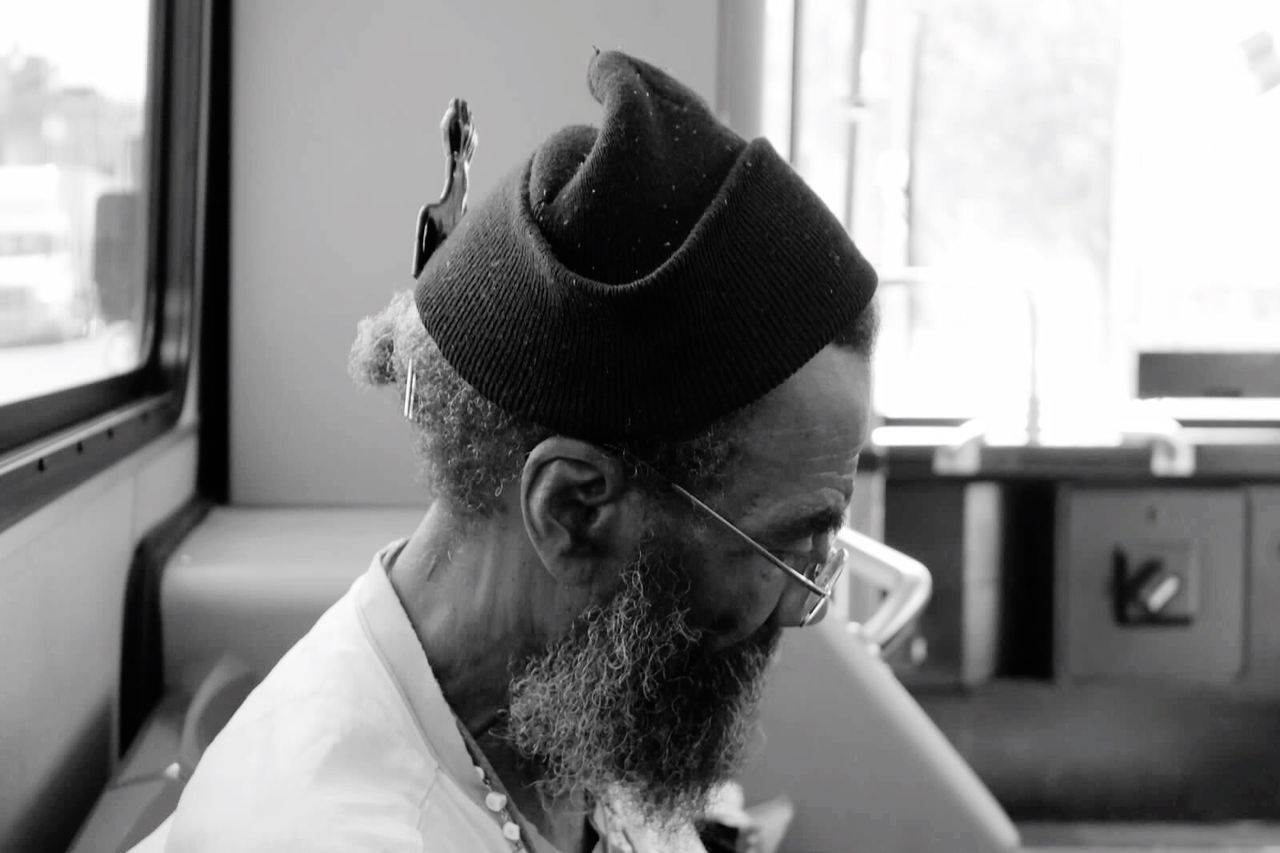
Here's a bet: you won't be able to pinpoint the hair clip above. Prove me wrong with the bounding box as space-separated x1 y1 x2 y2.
412 98 478 279
403 357 418 420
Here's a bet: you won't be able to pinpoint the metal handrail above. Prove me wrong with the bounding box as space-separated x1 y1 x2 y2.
838 526 933 654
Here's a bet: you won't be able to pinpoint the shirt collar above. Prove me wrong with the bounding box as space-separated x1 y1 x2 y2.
351 539 489 803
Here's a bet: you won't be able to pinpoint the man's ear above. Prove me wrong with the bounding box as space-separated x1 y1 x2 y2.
521 437 641 588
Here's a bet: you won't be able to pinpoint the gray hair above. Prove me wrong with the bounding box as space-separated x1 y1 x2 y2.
348 290 755 518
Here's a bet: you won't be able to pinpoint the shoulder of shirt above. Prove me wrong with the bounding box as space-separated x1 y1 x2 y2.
166 689 450 847
165 797 477 853
221 583 432 754
166 696 497 851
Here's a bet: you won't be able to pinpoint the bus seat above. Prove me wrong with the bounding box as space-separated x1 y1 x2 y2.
68 653 258 853
70 508 421 853
159 507 424 693
738 615 1021 852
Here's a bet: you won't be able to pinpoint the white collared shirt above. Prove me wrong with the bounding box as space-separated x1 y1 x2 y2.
144 541 702 853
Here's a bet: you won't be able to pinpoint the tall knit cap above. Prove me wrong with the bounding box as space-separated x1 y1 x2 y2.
415 50 877 442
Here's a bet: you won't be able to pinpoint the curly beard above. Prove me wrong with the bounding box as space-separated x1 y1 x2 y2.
504 531 781 829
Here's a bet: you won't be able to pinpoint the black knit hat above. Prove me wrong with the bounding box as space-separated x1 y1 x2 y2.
415 50 877 442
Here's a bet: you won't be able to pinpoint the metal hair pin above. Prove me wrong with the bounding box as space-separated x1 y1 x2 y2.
403 357 418 420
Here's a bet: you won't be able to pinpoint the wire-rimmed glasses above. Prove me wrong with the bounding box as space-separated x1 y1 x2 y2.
661 479 846 626
617 451 847 627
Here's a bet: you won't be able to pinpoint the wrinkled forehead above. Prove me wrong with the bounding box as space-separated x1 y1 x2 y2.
729 345 871 503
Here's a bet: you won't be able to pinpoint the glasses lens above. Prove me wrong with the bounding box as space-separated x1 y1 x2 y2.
812 547 846 591
799 549 846 626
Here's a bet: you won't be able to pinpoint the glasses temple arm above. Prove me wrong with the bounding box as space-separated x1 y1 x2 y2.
666 482 829 598
606 446 830 599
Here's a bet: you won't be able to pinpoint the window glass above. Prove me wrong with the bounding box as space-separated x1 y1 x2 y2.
792 0 858 225
791 0 1280 420
0 1 152 407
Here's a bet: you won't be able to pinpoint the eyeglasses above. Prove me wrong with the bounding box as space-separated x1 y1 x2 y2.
621 453 847 627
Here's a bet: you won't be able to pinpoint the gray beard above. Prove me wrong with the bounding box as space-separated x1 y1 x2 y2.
503 533 781 829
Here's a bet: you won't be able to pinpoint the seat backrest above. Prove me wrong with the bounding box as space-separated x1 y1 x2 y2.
178 655 260 778
737 616 1020 853
160 507 424 692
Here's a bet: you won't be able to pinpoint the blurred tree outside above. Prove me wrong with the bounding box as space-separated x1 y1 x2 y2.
822 0 1280 418
911 0 1120 284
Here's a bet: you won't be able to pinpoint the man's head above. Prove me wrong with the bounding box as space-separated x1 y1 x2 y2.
349 50 878 825
350 298 876 824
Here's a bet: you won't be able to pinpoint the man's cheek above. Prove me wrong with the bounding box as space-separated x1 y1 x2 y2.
686 556 779 637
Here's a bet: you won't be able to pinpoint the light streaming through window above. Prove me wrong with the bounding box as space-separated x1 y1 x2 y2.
786 0 1280 422
0 2 152 407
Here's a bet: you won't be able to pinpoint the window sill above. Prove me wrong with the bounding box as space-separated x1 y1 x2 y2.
0 394 183 531
874 425 1280 482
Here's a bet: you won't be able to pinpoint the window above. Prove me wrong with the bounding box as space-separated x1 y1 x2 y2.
783 0 1280 424
0 2 153 406
0 0 210 530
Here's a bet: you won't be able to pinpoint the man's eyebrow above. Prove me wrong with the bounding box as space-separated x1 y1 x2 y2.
753 505 847 544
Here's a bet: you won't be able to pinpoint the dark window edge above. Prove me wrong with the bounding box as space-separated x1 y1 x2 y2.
196 0 232 503
0 396 183 531
119 495 212 754
0 370 151 456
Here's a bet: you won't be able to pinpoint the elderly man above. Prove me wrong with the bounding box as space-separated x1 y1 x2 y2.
163 50 877 852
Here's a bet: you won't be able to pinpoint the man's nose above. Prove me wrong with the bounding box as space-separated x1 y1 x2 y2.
774 576 823 628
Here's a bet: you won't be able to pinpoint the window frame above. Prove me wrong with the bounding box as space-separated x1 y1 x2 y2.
0 0 211 530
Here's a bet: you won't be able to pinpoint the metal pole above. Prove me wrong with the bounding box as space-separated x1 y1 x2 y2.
788 0 805 167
